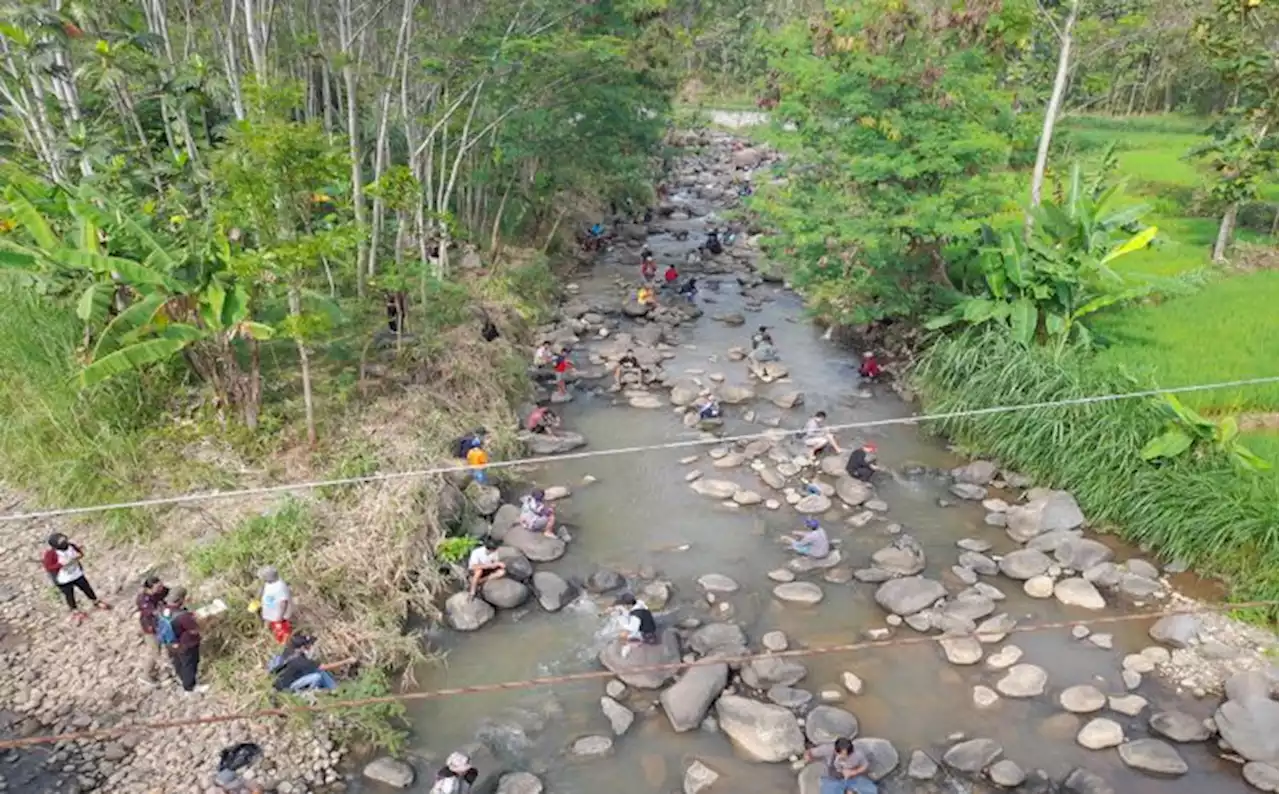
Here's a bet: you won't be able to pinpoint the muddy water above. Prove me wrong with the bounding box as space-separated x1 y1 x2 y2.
384 188 1248 794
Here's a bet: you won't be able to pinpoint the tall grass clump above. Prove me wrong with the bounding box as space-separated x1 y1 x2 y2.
913 330 1279 611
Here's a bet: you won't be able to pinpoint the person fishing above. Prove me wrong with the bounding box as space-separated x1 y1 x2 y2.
781 518 831 559
613 593 658 656
859 351 883 381
846 442 879 482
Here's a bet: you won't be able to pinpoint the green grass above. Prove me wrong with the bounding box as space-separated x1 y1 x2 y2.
187 498 315 581
914 330 1279 611
1094 270 1280 412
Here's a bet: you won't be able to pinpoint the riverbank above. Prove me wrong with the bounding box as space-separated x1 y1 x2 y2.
0 262 556 792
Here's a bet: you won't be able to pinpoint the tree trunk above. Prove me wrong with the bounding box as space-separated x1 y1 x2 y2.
1026 0 1079 229
341 52 367 297
288 288 317 446
1212 202 1238 264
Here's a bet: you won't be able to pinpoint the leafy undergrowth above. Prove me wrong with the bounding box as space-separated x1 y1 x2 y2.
914 330 1279 618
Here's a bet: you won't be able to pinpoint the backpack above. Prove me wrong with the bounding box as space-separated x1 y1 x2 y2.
155 607 183 646
454 435 475 459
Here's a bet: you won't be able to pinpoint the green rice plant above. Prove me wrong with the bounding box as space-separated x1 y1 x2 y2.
913 330 1279 613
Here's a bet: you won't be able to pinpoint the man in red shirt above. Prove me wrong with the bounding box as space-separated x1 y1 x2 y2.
136 575 169 684
552 348 575 397
663 263 679 286
859 351 883 380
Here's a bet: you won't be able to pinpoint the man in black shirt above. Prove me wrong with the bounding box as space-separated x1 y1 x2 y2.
431 752 480 794
846 441 878 482
271 635 355 693
613 349 642 388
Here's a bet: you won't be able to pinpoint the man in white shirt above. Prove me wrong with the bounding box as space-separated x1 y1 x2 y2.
259 566 293 644
467 538 506 598
803 410 841 460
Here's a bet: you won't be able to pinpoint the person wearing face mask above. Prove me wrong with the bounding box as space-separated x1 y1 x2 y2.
41 533 111 624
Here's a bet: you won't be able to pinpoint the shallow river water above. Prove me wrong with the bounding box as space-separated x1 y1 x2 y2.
360 160 1251 794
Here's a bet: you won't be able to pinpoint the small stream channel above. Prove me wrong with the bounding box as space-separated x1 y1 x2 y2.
357 131 1251 794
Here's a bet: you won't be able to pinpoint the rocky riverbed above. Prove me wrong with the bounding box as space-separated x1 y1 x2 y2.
373 129 1278 794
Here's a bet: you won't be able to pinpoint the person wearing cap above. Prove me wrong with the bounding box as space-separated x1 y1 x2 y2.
782 518 831 559
430 752 479 794
136 574 170 684
41 533 110 624
846 441 878 482
270 634 355 693
258 566 293 645
859 351 883 381
518 488 556 538
466 538 506 598
159 587 205 693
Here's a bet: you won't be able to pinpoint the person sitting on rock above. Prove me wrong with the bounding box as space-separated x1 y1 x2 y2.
846 441 878 482
678 277 699 303
782 518 831 559
613 348 643 388
637 284 656 308
430 752 479 794
696 392 722 420
519 488 557 538
859 351 882 381
751 326 774 350
806 737 876 794
466 538 506 598
802 411 841 459
526 405 561 436
614 593 658 654
270 634 355 693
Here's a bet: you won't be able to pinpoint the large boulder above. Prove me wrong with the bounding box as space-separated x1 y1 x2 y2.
1053 537 1114 571
445 592 495 631
852 738 899 781
520 430 587 455
1005 491 1085 541
942 738 1002 773
532 571 574 612
998 549 1053 580
1215 697 1279 763
482 578 530 609
691 479 741 500
1053 578 1106 610
689 622 749 657
718 384 755 404
874 576 946 616
795 494 832 514
669 380 701 407
1062 768 1116 794
834 476 873 506
714 695 806 762
732 147 765 168
1149 711 1213 743
502 527 566 562
1117 739 1188 776
952 460 998 485
496 772 543 794
773 582 824 604
949 483 988 501
363 757 415 788
740 656 807 689
804 705 859 744
491 503 522 539
598 629 682 689
661 662 730 732
870 535 926 576
1147 614 1200 649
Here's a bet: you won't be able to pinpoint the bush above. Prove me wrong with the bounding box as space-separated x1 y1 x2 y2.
187 499 315 581
913 330 1278 611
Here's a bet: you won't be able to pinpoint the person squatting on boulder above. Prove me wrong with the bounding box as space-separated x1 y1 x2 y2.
749 326 778 363
782 518 831 559
256 565 293 644
519 488 557 538
430 752 480 794
614 348 643 388
613 593 658 657
526 404 562 436
803 411 842 459
703 228 723 256
806 737 878 794
678 277 699 303
846 441 878 482
466 538 507 598
696 391 722 421
42 533 111 625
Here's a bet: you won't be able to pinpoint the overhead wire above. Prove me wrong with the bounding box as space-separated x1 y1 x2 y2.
0 375 1275 523
0 599 1272 750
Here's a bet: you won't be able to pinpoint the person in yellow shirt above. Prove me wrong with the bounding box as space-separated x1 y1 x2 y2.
466 443 490 485
637 286 655 306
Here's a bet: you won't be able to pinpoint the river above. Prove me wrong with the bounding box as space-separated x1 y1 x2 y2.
357 132 1252 794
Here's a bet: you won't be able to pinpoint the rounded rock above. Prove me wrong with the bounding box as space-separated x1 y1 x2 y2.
773 582 824 605
1077 718 1124 750
996 664 1047 698
989 759 1026 788
1059 685 1106 714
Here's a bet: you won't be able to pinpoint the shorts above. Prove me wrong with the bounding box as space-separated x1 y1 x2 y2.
804 437 829 450
269 620 293 644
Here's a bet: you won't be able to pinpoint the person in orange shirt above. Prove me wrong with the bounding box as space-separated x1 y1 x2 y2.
466 442 490 485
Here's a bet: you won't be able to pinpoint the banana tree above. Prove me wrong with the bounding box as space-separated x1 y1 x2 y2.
1140 394 1270 471
927 164 1157 349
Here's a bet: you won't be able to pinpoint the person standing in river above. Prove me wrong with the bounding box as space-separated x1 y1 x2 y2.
42 533 111 624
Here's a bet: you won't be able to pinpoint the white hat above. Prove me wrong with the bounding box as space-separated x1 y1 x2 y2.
445 752 471 774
